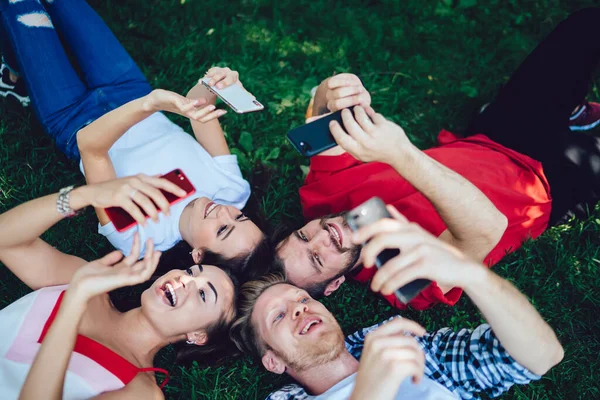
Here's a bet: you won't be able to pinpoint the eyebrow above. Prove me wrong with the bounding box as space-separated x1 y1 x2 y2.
222 226 235 241
208 281 218 303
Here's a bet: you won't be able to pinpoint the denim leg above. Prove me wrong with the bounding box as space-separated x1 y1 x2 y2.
42 0 151 102
0 0 98 159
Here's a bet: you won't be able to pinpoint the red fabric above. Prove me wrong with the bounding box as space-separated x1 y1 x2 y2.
39 291 169 389
300 131 552 310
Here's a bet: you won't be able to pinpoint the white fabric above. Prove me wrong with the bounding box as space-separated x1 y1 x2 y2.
0 286 117 400
80 112 251 257
315 372 457 400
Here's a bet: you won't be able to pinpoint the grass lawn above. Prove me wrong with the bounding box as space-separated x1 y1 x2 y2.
1 0 600 398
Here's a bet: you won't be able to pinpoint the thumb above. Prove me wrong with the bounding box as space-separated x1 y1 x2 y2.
98 251 125 266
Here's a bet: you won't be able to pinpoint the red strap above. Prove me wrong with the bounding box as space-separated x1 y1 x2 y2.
39 290 170 388
139 368 170 389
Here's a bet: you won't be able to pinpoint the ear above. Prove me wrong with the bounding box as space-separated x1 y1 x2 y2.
262 349 286 374
324 276 346 296
186 331 208 346
191 248 204 264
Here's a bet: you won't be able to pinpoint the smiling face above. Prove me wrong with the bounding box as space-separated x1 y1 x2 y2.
141 264 235 341
276 214 361 296
252 283 345 373
182 197 264 262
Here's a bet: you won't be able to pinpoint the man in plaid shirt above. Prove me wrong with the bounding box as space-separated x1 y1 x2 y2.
231 205 564 400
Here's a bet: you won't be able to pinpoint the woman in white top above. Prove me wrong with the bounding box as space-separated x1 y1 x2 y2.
0 177 239 400
0 0 267 277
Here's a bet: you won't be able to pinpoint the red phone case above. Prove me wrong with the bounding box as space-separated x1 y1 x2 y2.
104 169 196 232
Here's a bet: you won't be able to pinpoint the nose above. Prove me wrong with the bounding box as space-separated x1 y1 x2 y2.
217 205 235 222
310 228 331 249
292 301 308 319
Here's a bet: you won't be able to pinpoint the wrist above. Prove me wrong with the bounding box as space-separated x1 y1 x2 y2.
386 142 420 168
461 263 491 294
140 92 158 112
68 186 91 211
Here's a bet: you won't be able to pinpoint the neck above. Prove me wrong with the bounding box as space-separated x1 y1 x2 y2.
112 307 176 366
178 205 193 245
289 350 359 396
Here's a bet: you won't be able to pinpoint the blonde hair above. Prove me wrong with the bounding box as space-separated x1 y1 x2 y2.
230 273 287 360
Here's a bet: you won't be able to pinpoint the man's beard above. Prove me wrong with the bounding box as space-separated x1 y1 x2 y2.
275 325 346 373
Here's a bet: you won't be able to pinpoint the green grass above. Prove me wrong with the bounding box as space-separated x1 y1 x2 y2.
1 0 600 398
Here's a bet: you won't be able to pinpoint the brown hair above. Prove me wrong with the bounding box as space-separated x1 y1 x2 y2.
229 273 287 360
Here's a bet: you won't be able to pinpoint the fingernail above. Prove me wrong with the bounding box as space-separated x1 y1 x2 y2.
208 105 215 110
217 83 223 89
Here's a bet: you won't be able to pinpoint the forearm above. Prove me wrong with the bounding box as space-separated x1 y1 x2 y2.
312 78 331 116
0 187 91 250
77 97 152 156
464 267 563 375
390 146 507 258
187 83 230 156
19 292 86 400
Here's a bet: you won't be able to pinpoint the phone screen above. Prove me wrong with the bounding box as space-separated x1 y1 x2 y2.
104 169 196 232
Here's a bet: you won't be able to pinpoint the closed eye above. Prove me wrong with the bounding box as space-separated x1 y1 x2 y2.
296 231 308 242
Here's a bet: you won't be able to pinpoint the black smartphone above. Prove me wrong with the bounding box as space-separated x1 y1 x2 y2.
345 197 431 304
287 110 344 157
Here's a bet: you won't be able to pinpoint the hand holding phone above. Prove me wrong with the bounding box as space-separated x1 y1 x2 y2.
345 197 431 304
287 110 346 157
200 76 263 114
104 169 196 232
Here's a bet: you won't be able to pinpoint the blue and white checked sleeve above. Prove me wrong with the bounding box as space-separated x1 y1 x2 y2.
415 323 542 399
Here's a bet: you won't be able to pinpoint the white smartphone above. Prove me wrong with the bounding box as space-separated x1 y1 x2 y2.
200 77 264 114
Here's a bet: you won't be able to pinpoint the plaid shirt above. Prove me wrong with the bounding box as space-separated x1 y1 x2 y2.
267 318 541 400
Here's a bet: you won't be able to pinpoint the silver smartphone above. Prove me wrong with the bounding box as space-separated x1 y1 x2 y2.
200 78 264 114
345 197 431 304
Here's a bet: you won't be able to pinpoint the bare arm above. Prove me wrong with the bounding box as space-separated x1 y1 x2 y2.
464 267 563 375
330 107 508 272
19 238 161 400
0 177 185 290
186 82 230 156
358 210 563 377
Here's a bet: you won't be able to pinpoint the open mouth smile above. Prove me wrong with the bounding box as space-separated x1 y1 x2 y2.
327 223 343 248
298 317 322 335
204 201 218 219
162 282 178 307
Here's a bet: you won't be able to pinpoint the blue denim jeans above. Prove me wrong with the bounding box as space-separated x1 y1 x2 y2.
0 0 152 160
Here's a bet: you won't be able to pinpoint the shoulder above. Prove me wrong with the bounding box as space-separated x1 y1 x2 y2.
267 383 310 400
94 373 163 399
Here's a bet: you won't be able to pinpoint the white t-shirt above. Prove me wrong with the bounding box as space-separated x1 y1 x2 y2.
315 372 456 400
80 112 250 257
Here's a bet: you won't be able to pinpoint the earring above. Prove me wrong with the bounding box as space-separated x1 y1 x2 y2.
186 339 195 345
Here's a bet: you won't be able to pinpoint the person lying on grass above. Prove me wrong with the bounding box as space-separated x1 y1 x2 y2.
0 0 268 277
273 8 600 310
231 205 564 400
0 177 238 400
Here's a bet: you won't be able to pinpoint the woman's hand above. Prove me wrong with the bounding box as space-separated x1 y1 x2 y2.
329 106 415 165
71 174 187 226
204 66 243 90
142 89 225 123
67 234 160 303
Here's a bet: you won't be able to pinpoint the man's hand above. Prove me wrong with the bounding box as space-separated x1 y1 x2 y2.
329 106 415 165
71 174 187 226
350 318 426 400
320 73 371 113
352 205 486 296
